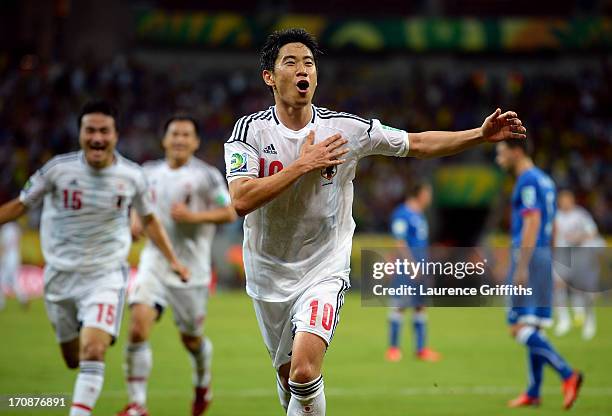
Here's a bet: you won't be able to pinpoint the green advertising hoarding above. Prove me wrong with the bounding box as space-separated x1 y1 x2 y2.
136 10 612 52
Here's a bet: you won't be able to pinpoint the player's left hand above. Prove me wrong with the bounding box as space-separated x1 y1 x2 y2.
481 108 527 143
171 203 196 223
171 260 191 283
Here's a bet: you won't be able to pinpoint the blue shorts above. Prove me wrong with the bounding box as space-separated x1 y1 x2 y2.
390 274 426 309
506 248 553 327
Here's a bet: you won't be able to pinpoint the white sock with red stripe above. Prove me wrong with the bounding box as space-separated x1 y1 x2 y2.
70 361 105 416
124 341 152 406
189 337 212 388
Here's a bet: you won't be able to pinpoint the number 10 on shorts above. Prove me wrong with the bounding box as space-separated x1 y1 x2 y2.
309 300 334 331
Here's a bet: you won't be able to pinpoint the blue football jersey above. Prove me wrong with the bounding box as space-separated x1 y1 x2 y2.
510 167 556 248
390 204 428 260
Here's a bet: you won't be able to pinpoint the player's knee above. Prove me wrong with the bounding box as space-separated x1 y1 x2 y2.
80 340 107 361
180 333 201 353
130 322 149 343
129 320 150 343
289 362 318 384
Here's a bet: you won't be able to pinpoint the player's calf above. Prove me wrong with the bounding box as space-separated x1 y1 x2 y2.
60 338 80 369
70 328 111 416
289 332 326 382
287 332 327 415
182 333 213 416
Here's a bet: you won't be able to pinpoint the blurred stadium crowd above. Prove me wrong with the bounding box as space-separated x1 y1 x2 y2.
0 53 610 233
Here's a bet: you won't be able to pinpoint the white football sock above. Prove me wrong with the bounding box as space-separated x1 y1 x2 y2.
70 361 105 416
189 337 212 387
124 341 152 405
287 375 325 416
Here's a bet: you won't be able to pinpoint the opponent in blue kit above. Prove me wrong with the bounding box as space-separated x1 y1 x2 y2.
386 181 441 362
496 139 582 410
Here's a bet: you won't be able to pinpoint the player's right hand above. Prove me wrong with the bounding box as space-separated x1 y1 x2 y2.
171 261 191 283
297 131 349 173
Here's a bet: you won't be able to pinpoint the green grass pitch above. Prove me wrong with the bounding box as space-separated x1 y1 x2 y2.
1 292 611 415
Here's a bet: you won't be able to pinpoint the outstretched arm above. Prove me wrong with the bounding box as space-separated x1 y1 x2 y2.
407 109 526 159
171 204 237 224
141 213 190 282
0 198 28 225
229 131 348 216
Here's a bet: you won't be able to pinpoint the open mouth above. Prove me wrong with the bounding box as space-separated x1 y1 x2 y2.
296 80 310 94
89 143 108 153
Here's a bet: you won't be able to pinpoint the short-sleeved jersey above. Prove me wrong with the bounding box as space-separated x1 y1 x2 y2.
138 158 231 287
390 204 428 261
19 151 153 275
224 105 409 301
511 167 556 248
555 207 598 247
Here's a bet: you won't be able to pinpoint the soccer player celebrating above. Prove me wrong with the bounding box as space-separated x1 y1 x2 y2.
386 181 441 362
0 100 189 416
554 189 604 340
118 115 236 416
495 140 583 409
224 28 526 416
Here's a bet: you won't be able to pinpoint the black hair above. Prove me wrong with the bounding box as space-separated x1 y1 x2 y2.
260 28 322 93
260 28 322 72
504 138 532 155
162 114 200 137
407 180 431 199
77 99 119 131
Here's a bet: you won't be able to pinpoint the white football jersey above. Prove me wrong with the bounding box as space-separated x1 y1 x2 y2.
555 207 599 247
138 158 231 287
19 151 153 277
225 105 409 301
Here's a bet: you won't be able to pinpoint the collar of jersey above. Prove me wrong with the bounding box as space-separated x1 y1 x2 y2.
164 157 193 172
273 105 316 139
79 150 119 172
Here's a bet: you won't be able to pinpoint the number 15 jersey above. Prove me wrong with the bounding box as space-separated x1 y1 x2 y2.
19 151 153 276
224 105 409 301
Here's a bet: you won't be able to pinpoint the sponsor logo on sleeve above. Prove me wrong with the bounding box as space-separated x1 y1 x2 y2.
521 186 536 208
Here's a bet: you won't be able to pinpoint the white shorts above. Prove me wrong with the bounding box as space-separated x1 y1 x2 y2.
253 277 349 369
43 266 128 343
128 271 209 337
